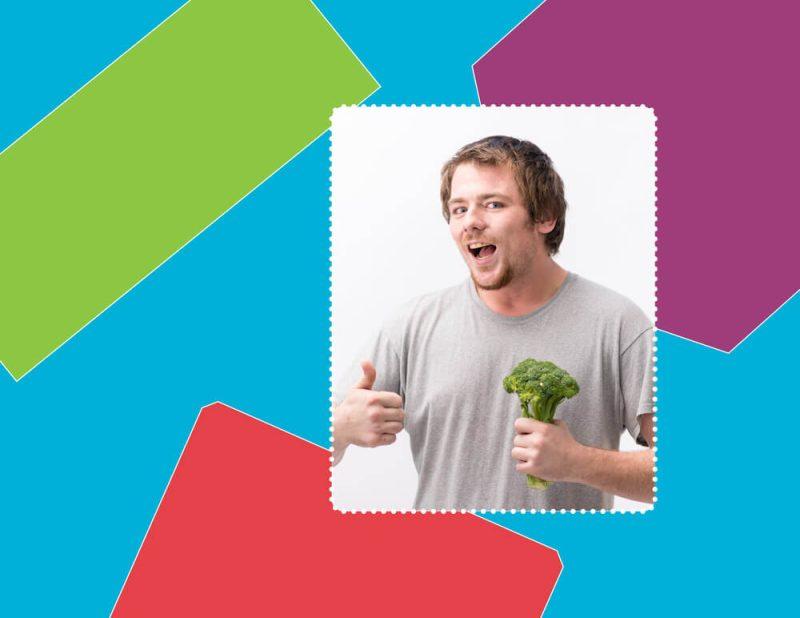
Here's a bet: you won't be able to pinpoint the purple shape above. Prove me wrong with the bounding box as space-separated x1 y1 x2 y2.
474 1 799 351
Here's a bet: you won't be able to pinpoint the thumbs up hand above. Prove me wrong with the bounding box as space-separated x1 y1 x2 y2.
332 361 405 465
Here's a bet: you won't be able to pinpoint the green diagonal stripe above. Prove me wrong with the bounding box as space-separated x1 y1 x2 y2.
0 0 377 379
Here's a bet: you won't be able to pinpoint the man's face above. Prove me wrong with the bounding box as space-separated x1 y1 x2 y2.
447 161 544 291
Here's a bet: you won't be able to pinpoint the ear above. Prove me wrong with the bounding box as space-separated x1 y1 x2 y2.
535 218 557 234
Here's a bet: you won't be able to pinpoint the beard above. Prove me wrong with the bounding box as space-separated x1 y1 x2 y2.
471 262 515 291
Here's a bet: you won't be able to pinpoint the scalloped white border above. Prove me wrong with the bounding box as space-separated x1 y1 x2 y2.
328 104 658 515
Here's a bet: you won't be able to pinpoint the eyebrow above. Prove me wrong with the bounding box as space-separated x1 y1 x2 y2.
447 192 513 206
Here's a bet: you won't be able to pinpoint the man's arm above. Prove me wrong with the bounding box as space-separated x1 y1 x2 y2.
511 413 655 503
567 413 653 503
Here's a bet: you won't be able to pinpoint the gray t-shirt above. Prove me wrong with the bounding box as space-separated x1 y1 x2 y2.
337 273 654 510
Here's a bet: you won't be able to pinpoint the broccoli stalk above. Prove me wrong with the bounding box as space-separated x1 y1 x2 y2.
503 359 580 490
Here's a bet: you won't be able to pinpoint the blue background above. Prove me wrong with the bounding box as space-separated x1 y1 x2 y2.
1 1 796 615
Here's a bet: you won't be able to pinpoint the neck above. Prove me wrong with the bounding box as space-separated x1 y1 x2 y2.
476 257 568 317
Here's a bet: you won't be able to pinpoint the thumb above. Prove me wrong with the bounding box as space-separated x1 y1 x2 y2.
353 360 376 390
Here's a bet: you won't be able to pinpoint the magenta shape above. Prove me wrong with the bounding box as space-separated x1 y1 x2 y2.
474 1 799 351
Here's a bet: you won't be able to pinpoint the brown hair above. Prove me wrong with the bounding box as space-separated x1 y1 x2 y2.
440 135 567 255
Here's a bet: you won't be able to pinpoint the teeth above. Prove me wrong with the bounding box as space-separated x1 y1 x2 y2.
468 242 491 249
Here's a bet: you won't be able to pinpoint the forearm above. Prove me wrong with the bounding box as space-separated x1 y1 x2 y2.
331 406 349 466
568 445 654 503
332 434 349 466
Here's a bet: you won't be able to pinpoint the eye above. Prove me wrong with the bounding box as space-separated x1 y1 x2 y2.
487 201 504 209
451 206 467 216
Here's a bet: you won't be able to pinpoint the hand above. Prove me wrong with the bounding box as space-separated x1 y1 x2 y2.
511 418 583 483
333 361 405 462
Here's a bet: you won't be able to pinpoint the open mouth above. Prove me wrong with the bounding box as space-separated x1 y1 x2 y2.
468 242 497 260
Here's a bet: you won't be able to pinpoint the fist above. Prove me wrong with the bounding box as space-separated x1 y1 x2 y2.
334 361 405 450
511 418 580 483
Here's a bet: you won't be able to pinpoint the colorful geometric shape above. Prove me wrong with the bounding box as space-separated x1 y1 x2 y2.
0 0 378 379
112 403 562 616
473 0 799 351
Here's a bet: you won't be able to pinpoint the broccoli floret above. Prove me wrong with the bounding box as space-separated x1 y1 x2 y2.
503 358 580 490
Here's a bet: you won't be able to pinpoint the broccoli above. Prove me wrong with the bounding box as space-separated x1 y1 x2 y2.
503 359 580 490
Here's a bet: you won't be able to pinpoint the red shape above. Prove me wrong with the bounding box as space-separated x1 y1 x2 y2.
113 403 561 617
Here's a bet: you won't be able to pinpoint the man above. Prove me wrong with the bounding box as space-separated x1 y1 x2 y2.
333 135 654 510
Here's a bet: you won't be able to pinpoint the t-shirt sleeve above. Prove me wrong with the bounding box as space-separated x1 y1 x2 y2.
619 328 654 446
333 327 404 406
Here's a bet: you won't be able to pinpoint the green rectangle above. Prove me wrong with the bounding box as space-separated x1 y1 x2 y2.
0 0 378 379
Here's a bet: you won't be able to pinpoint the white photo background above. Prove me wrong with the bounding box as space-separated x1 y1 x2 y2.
331 106 656 512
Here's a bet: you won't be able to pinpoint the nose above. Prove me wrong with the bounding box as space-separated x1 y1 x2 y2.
463 205 486 232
